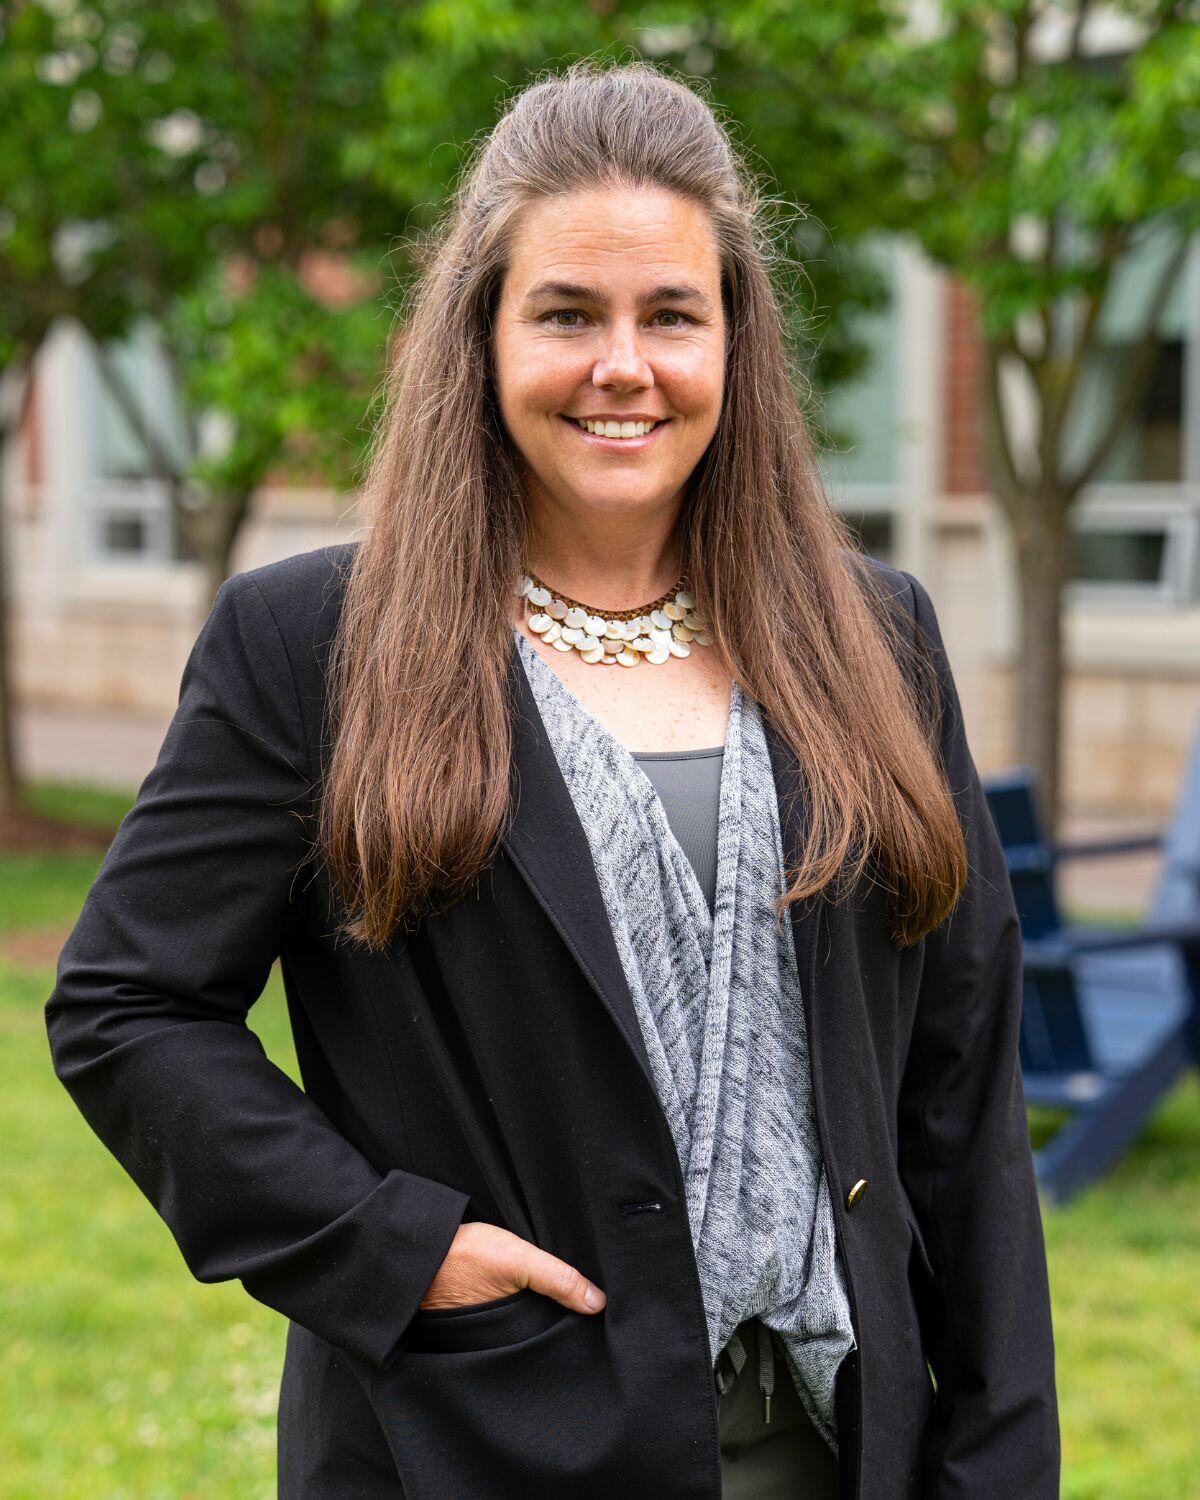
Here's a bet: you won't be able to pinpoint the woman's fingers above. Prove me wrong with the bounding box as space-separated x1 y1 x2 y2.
510 1236 607 1313
418 1222 606 1314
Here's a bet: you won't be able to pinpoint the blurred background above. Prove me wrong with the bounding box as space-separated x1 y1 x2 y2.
1 1 1197 1496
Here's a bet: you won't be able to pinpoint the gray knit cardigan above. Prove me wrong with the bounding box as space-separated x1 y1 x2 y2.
513 627 856 1454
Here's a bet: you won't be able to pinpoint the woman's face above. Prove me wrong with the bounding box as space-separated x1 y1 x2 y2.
493 185 726 527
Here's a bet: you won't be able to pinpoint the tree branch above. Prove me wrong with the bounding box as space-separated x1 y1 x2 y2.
1061 225 1192 493
981 335 1028 517
1047 220 1122 410
1039 220 1127 476
91 341 187 506
275 0 329 264
1066 0 1096 64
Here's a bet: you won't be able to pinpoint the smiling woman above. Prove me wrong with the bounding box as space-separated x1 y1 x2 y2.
46 54 1059 1500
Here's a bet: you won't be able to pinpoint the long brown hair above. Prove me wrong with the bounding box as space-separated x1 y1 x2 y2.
317 56 967 953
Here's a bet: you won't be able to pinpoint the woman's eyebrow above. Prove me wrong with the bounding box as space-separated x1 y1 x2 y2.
523 280 715 314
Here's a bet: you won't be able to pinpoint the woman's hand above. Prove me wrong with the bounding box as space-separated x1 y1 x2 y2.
418 1221 607 1314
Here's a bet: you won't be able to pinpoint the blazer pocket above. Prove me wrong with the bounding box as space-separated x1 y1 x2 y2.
403 1287 568 1354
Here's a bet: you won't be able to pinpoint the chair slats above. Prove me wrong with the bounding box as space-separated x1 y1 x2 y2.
981 719 1200 1203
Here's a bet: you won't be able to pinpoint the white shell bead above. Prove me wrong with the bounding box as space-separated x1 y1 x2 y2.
528 613 553 634
543 621 562 643
561 626 585 645
604 622 626 640
648 627 673 647
695 631 713 646
587 615 607 637
602 638 624 654
518 576 534 597
616 649 639 667
528 586 551 607
667 638 690 657
546 598 568 620
580 645 605 663
673 625 696 642
579 633 602 652
663 602 685 621
564 606 589 629
684 613 704 631
676 590 694 609
551 637 574 652
621 620 641 640
632 636 655 652
650 608 673 631
647 647 670 664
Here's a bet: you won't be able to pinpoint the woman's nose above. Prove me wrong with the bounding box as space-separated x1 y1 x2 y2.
591 322 654 389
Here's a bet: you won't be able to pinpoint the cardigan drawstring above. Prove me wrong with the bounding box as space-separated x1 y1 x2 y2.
714 1321 780 1425
758 1320 776 1423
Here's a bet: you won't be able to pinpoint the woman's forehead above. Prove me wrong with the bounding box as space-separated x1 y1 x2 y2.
504 190 720 297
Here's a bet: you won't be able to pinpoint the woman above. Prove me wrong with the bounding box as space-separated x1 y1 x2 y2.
46 58 1059 1499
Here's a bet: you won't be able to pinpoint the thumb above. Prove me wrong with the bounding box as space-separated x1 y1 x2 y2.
516 1246 606 1314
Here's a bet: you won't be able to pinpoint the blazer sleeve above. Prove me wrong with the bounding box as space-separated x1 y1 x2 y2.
895 570 1061 1499
44 571 470 1372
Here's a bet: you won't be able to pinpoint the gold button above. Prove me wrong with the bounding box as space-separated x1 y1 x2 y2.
846 1178 868 1209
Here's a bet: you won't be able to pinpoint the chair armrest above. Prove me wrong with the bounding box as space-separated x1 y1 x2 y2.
1050 833 1162 860
1022 921 1200 971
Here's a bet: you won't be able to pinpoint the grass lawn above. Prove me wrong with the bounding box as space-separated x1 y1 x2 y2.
3 782 1198 1497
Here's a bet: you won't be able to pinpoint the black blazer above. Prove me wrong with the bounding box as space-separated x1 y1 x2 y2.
46 541 1060 1499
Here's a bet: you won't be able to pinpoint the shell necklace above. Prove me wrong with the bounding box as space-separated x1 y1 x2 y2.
516 569 714 667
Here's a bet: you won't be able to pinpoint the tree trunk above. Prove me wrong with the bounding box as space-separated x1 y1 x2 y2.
0 428 18 817
0 360 31 818
176 488 255 611
1009 497 1074 836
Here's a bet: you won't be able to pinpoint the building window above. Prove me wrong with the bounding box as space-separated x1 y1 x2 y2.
1060 218 1199 606
1075 526 1166 585
810 232 902 564
85 316 190 565
1070 338 1184 484
1069 499 1199 608
840 508 896 564
815 234 901 492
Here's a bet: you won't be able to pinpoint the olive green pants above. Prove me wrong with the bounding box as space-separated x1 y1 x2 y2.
717 1319 841 1499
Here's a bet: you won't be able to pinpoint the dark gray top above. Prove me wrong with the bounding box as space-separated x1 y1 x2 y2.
629 745 725 915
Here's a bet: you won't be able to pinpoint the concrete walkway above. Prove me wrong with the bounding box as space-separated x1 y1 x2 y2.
18 704 172 796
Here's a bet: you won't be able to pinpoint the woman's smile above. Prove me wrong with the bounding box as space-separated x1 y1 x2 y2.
559 413 671 451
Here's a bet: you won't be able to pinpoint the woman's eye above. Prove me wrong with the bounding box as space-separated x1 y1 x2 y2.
540 309 696 330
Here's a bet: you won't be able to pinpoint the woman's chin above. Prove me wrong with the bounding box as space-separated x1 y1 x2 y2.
558 482 677 517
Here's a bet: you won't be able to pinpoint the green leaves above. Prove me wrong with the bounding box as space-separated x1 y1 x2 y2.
2 0 1193 576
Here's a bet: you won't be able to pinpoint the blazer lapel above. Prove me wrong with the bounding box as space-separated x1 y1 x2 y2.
500 634 822 1098
499 635 658 1090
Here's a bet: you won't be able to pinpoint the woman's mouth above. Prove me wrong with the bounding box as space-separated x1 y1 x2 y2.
561 415 669 449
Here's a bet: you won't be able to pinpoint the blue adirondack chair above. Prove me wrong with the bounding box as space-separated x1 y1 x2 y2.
981 717 1200 1204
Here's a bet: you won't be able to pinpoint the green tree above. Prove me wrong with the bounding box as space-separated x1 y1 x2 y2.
0 0 218 811
715 0 1200 828
0 0 415 806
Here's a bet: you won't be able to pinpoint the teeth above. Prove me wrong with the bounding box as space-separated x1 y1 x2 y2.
575 418 659 438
